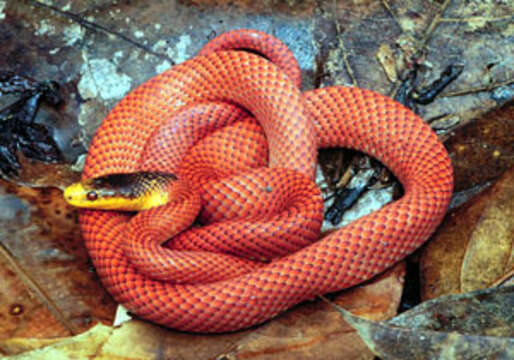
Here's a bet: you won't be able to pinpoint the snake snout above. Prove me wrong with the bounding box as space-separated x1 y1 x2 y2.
63 182 83 205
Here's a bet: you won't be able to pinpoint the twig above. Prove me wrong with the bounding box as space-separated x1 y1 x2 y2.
439 15 514 23
440 78 514 97
29 0 174 64
422 0 452 46
338 35 357 87
333 8 357 87
381 0 403 32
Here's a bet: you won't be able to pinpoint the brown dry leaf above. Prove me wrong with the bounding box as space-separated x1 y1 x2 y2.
446 103 514 192
1 263 404 359
0 179 117 339
420 167 514 300
15 152 81 189
0 248 71 340
0 323 112 359
328 286 514 360
376 44 397 83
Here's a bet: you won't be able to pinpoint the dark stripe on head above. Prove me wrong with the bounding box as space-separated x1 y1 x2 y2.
88 172 177 199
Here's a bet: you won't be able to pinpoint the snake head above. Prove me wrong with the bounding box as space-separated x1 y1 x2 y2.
63 172 177 211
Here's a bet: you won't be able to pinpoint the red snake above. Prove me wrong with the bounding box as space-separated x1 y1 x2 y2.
79 29 453 332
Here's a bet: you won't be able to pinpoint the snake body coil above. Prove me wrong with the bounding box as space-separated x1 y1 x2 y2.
76 30 453 332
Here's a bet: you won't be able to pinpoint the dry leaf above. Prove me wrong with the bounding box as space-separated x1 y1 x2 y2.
376 44 397 83
446 103 514 192
328 286 514 360
0 180 117 338
1 323 112 359
420 167 514 300
0 250 71 340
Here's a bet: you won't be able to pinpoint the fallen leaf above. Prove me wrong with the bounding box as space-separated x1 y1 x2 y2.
420 167 514 300
446 103 514 192
0 248 71 341
376 44 398 83
1 323 112 359
0 180 117 337
15 152 80 189
327 285 514 360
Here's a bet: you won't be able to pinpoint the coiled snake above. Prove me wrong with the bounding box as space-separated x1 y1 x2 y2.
65 29 453 332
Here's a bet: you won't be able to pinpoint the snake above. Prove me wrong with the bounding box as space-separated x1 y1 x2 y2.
64 29 453 333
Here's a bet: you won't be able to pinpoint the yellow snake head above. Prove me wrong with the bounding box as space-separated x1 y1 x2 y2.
63 172 177 211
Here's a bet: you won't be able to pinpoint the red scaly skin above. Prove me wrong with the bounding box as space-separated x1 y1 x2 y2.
79 29 453 332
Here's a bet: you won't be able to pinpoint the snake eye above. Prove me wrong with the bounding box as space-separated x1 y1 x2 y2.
86 191 98 201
